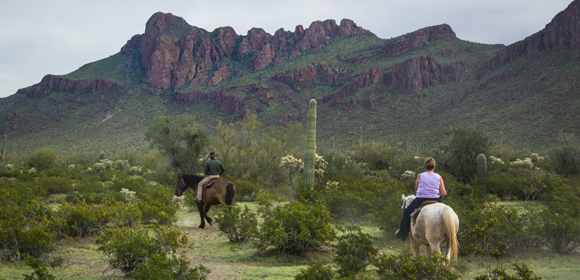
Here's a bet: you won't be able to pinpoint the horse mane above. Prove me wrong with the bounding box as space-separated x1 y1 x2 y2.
183 173 204 181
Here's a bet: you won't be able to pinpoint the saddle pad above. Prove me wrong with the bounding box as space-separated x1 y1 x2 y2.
410 201 439 225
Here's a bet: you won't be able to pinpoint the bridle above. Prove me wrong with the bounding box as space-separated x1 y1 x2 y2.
176 177 187 196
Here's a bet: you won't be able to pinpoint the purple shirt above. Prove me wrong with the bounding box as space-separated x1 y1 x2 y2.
416 172 441 198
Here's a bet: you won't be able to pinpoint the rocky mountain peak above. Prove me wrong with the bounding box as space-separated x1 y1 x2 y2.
496 0 580 65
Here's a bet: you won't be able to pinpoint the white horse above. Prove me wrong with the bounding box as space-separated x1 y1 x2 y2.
401 194 459 262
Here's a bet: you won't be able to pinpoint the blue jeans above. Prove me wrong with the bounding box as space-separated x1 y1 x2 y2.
398 197 442 239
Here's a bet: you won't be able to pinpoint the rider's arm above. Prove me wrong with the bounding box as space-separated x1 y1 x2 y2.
439 176 447 197
415 173 421 192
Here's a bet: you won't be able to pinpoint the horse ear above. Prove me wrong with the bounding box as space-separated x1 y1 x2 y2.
402 194 406 201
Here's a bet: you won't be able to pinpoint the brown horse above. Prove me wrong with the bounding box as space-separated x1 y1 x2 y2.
175 173 236 229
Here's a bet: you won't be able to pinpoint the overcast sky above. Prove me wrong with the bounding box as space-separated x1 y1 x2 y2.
0 0 573 98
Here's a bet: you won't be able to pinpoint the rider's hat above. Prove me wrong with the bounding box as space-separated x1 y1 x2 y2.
208 152 218 158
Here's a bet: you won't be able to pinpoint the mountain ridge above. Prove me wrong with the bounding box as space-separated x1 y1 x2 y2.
2 1 580 155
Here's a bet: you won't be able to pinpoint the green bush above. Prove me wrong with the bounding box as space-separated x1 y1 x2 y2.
96 223 191 275
319 149 366 181
550 143 580 176
56 199 113 237
333 225 377 278
32 174 78 194
437 126 491 182
233 180 261 201
474 262 541 280
0 181 62 261
351 141 402 171
538 207 580 253
294 261 335 280
214 205 258 243
132 253 210 280
255 192 336 255
28 148 60 171
22 257 57 280
374 250 461 280
321 174 401 231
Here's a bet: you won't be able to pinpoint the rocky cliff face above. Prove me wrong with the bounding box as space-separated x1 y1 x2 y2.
121 13 375 90
20 75 123 98
496 0 580 65
380 24 456 57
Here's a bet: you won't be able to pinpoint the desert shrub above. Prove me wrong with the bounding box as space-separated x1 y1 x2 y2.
0 218 58 261
131 253 210 280
549 143 580 176
0 181 62 261
28 148 60 171
538 206 580 253
233 180 261 201
255 192 335 255
214 205 258 243
462 204 535 257
22 257 57 280
319 149 366 181
333 224 377 278
56 199 114 237
374 250 461 280
137 199 177 225
322 174 401 231
31 175 77 194
96 223 191 275
474 262 541 280
294 261 335 280
351 141 399 171
136 183 177 224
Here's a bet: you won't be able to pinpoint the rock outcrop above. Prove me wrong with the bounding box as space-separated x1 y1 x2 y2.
121 13 375 89
173 90 254 118
495 0 580 65
380 24 456 57
385 56 447 94
21 75 123 98
272 61 350 91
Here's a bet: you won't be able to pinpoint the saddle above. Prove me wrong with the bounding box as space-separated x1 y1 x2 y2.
204 178 219 189
410 200 439 226
199 178 219 202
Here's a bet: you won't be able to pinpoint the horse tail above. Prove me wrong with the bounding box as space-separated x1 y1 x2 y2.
442 206 459 261
225 183 235 205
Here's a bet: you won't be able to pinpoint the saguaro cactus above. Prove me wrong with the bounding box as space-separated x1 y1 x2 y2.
0 135 6 166
477 154 487 193
304 99 317 188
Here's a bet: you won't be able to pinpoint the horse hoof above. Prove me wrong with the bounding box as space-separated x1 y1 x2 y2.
199 225 205 229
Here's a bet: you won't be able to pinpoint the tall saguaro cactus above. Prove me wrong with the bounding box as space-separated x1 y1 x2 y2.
0 135 6 167
304 99 317 188
477 154 487 193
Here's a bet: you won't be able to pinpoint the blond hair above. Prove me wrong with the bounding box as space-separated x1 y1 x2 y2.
425 157 436 171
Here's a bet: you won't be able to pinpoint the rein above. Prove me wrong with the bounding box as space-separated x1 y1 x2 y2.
177 178 187 194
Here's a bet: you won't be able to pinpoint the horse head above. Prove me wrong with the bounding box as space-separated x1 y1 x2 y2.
401 194 416 210
175 173 187 197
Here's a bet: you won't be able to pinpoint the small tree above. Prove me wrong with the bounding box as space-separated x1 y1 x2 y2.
145 115 209 174
438 126 491 182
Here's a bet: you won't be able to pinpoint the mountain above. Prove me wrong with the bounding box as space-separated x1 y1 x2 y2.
2 1 580 156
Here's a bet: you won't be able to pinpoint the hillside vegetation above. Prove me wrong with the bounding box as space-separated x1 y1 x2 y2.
1 1 580 155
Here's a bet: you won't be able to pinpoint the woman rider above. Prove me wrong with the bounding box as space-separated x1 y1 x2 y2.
396 157 447 241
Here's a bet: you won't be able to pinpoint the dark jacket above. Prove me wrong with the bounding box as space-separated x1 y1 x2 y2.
205 159 225 176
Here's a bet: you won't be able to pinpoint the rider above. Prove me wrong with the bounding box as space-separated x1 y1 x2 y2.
196 152 225 202
396 157 447 241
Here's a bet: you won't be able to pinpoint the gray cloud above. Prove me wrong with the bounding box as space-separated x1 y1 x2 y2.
0 0 573 98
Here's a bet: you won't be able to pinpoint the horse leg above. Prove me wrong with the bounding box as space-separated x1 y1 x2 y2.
197 202 206 229
410 236 421 257
204 205 213 226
